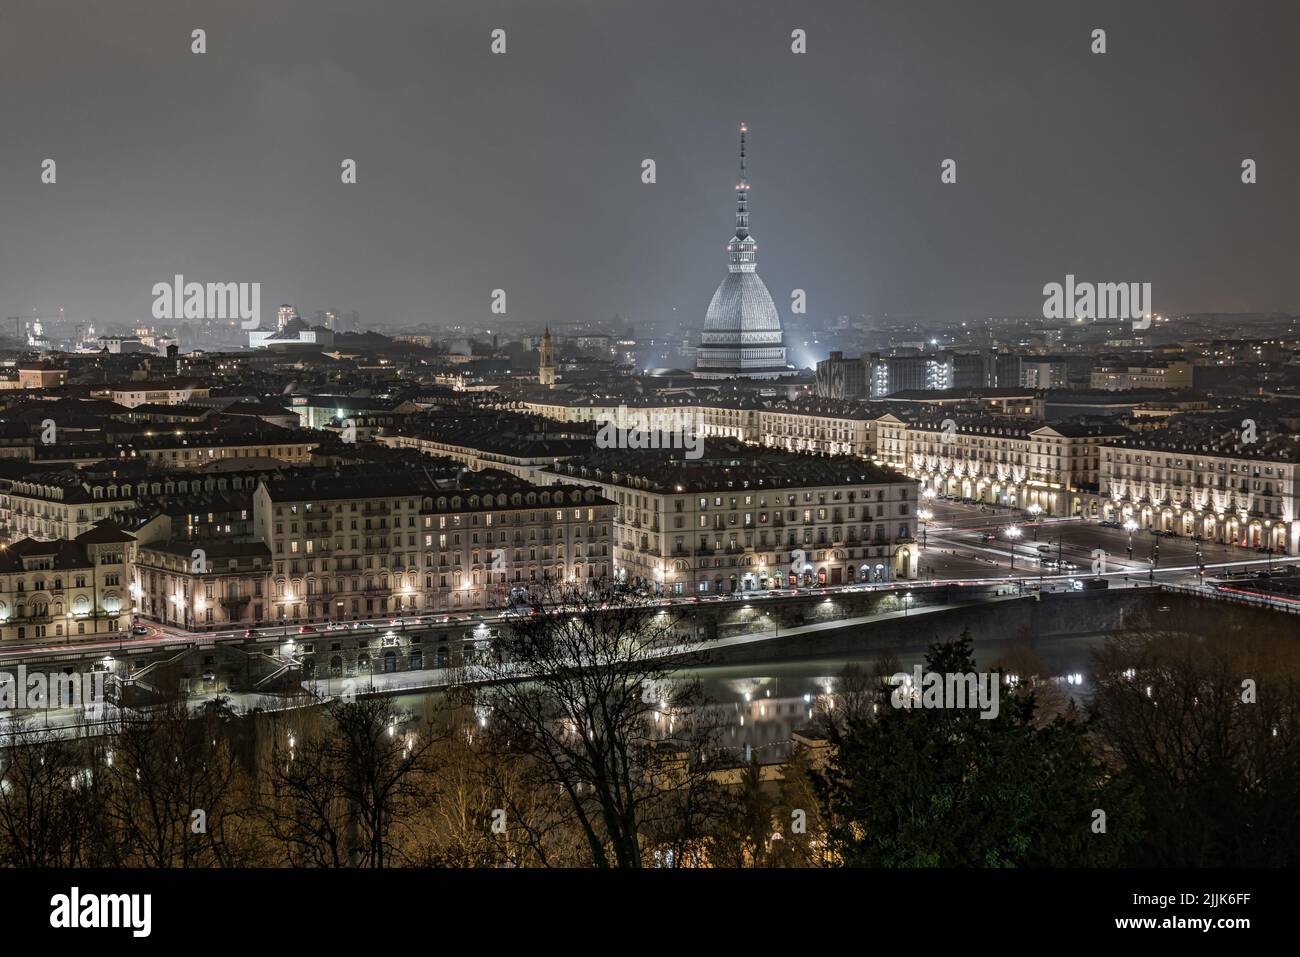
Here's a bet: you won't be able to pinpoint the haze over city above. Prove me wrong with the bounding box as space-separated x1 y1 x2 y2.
3 0 1299 334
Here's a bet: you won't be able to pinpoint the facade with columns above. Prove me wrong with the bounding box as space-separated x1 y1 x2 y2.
873 412 1126 517
1097 435 1300 554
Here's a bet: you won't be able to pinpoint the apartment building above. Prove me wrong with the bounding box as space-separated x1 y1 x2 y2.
113 429 318 467
377 410 593 481
133 540 271 631
1099 429 1300 554
253 471 614 624
873 411 1127 517
815 351 868 398
3 465 270 543
17 366 69 390
1089 358 1193 391
3 473 139 540
0 525 132 644
104 379 212 408
547 440 919 595
516 396 879 458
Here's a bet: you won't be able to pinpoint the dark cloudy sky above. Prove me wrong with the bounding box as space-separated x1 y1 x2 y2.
2 0 1297 332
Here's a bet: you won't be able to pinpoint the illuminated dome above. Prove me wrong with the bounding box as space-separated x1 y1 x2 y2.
694 124 788 380
704 272 782 333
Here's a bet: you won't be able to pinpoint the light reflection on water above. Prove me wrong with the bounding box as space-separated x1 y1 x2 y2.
388 633 1109 767
681 632 1108 764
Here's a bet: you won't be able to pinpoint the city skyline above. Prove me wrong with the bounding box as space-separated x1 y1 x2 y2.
0 0 1296 912
3 0 1299 332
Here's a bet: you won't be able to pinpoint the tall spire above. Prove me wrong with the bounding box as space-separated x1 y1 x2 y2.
728 122 757 273
735 122 750 239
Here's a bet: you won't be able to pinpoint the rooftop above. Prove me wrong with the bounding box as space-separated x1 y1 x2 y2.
548 438 910 493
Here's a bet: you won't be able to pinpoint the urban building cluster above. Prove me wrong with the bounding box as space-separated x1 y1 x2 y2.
3 129 1299 652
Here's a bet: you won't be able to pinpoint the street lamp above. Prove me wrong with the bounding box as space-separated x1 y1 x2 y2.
917 508 932 549
1124 519 1138 560
1027 503 1042 540
1005 525 1022 570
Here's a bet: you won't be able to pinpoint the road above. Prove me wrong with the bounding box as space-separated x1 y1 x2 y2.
916 500 1285 587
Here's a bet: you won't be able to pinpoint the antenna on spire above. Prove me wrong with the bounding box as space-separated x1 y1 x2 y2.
727 122 756 269
739 123 748 183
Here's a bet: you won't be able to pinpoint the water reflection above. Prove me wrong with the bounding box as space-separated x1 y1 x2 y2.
682 632 1107 764
387 633 1108 767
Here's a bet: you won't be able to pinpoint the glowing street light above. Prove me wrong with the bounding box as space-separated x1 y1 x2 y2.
1124 518 1138 559
1005 525 1022 570
917 508 933 548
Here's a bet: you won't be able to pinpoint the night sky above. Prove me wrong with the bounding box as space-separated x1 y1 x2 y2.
2 0 1297 331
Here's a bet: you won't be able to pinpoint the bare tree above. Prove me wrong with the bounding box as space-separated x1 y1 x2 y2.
100 699 250 867
259 697 440 867
0 723 99 866
408 711 590 867
254 706 351 867
473 579 723 867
